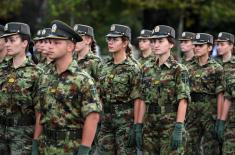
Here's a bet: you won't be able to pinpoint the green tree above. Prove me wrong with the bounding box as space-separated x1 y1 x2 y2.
0 0 22 19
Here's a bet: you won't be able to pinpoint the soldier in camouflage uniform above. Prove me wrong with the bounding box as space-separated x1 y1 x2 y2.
179 31 195 67
215 32 235 155
33 20 102 155
185 33 224 155
0 24 7 64
73 24 102 82
141 25 190 155
73 24 103 155
97 24 141 155
0 22 41 155
33 29 44 63
137 29 153 66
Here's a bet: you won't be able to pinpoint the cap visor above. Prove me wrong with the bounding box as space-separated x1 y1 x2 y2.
215 39 229 42
150 34 168 39
137 36 151 39
192 41 207 45
46 35 69 40
106 33 123 38
178 38 191 41
1 32 18 38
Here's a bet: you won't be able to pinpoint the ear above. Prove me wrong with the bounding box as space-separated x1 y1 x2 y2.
169 43 174 49
22 40 29 49
208 45 213 51
67 41 75 52
123 40 128 48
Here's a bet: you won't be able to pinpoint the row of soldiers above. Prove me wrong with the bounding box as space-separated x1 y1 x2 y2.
0 20 234 155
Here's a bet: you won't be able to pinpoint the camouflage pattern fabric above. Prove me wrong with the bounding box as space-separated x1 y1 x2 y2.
181 56 195 68
36 60 102 155
97 56 141 155
138 55 153 68
185 58 223 155
222 56 235 155
0 57 40 155
141 56 190 155
77 50 102 82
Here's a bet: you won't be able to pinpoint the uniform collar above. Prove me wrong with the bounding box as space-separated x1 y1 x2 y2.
155 55 173 68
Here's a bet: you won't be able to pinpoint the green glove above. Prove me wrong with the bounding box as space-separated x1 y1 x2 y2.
31 139 39 155
135 123 143 150
213 119 220 138
217 120 226 143
127 125 136 147
77 145 90 155
171 122 184 150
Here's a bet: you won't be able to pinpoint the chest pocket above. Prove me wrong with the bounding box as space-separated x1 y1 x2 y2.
142 77 160 103
111 73 130 98
201 71 217 92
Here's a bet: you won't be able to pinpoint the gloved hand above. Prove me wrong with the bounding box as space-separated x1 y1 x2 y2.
213 119 220 139
171 122 184 150
77 145 90 155
135 123 143 150
217 120 226 143
31 139 39 155
127 125 136 147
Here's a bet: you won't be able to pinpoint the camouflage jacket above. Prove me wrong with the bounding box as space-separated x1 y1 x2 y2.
188 58 224 95
77 50 102 82
221 56 235 101
138 54 153 68
99 56 141 104
0 57 41 116
181 56 195 68
141 55 190 111
36 60 102 129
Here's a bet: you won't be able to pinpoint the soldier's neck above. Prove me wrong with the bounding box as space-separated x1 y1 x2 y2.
198 54 209 66
185 50 194 61
56 53 73 74
0 48 7 62
158 51 170 67
142 49 152 58
222 51 232 63
113 50 127 64
77 46 90 61
12 52 26 68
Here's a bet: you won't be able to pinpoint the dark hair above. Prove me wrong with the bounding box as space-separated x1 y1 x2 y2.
19 34 30 51
167 37 175 45
121 36 132 56
91 40 97 54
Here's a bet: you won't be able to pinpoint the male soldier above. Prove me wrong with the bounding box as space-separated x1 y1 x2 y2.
137 29 153 66
33 20 102 155
33 29 44 63
215 32 235 155
178 31 195 67
0 22 41 155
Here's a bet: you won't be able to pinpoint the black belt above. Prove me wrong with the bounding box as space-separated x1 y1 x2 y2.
43 127 82 141
148 104 177 114
191 93 215 102
103 102 133 113
0 115 34 127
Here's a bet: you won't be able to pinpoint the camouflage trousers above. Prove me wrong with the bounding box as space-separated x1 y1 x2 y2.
185 101 221 155
97 108 135 155
223 125 235 155
143 113 187 155
38 131 82 155
0 125 33 155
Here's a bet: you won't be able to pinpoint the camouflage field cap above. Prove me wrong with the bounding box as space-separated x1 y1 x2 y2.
179 32 195 41
74 24 94 39
2 22 31 38
151 25 175 39
0 24 5 38
216 32 234 43
193 33 213 45
47 20 82 42
137 29 152 39
106 24 131 40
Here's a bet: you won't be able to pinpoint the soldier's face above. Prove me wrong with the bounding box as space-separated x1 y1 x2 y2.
75 36 89 53
138 39 151 52
5 34 28 57
0 38 5 52
106 37 126 53
35 40 43 52
194 44 212 57
151 38 173 55
47 39 74 60
41 39 51 58
216 41 233 56
180 40 194 53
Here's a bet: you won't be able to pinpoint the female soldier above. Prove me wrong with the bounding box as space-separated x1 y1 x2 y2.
178 31 195 66
137 29 153 66
215 32 235 155
73 24 102 82
186 33 224 155
0 22 41 155
97 24 141 155
141 25 190 155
